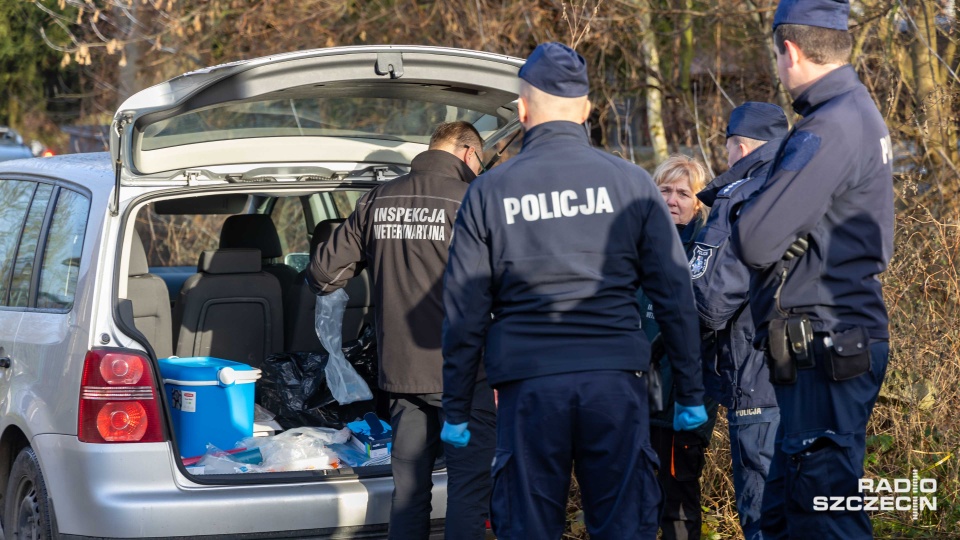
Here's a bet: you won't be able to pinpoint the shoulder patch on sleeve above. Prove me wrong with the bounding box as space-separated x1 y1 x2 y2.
690 244 713 280
779 131 821 172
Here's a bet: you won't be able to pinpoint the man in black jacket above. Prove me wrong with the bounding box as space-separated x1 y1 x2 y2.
732 1 894 537
307 121 495 540
692 102 787 540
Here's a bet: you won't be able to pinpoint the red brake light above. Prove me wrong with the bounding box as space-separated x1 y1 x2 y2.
79 350 164 443
41 150 55 157
96 402 149 441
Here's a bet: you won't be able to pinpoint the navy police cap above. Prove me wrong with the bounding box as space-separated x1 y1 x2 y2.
726 102 789 142
773 0 850 31
518 42 589 98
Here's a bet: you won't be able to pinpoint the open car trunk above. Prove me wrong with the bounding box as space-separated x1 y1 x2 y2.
119 183 434 483
110 45 522 485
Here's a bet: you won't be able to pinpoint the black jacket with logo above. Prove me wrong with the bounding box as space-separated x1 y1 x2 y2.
307 150 475 394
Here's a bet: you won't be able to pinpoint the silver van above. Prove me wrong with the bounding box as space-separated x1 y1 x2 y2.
0 45 521 539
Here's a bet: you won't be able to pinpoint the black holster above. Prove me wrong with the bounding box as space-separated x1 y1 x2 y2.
767 315 814 384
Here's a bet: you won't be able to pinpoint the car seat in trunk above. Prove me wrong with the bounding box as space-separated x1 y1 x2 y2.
172 248 284 368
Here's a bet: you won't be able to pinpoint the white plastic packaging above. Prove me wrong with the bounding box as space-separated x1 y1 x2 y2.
315 289 373 404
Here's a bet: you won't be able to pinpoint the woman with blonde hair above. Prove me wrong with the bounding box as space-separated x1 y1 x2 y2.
640 154 719 540
652 154 709 226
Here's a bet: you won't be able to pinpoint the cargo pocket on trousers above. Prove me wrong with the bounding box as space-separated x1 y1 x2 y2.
490 449 513 536
786 440 856 513
670 440 705 482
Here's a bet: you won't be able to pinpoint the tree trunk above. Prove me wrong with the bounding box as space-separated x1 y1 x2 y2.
679 0 694 95
116 3 143 107
638 0 669 163
908 0 958 173
749 0 793 121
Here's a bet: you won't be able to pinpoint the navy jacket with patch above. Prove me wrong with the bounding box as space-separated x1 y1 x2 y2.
732 66 894 341
694 139 779 410
442 121 704 424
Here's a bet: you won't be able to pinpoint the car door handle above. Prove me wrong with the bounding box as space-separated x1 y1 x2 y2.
0 357 10 369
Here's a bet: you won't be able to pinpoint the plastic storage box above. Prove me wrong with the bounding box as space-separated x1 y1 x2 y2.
158 357 261 458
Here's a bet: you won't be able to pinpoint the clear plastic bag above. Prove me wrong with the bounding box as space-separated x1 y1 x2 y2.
316 289 373 404
240 427 347 472
194 444 265 474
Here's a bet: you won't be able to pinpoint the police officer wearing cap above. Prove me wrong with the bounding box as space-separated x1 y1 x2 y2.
692 102 787 540
440 42 708 539
731 1 894 538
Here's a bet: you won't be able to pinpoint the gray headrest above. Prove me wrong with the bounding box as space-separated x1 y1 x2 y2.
310 218 346 255
219 214 283 259
129 232 150 276
199 249 262 274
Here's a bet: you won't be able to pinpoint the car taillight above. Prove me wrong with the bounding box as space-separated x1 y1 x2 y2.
79 350 164 443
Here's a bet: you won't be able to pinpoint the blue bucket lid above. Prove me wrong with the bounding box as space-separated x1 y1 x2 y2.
158 356 257 382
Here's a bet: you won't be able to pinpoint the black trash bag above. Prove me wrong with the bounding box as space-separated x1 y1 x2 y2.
258 342 378 430
342 325 378 389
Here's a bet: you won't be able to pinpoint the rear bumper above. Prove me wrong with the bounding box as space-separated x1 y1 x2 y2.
34 434 448 538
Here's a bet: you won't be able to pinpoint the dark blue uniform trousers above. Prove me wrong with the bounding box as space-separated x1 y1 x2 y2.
727 406 779 540
491 370 662 540
388 380 497 540
760 342 889 539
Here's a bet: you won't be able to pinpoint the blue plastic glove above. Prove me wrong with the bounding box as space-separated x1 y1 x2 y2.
440 421 471 448
673 404 708 431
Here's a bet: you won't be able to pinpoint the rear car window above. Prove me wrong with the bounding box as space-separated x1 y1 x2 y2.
140 96 502 151
8 184 54 308
0 180 36 306
37 188 90 310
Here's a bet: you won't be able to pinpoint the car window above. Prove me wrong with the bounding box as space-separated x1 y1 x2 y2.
8 184 54 308
37 188 90 310
0 180 36 306
140 96 506 151
269 196 309 257
306 191 365 224
331 191 363 218
134 203 238 267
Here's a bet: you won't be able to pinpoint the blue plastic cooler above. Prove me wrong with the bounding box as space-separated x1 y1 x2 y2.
158 357 261 458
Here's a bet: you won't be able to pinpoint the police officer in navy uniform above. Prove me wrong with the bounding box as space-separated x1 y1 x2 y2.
308 121 496 540
731 1 894 538
692 102 788 540
439 42 708 540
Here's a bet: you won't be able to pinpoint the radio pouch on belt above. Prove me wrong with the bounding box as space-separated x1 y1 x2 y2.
767 318 796 384
824 326 871 381
787 315 815 369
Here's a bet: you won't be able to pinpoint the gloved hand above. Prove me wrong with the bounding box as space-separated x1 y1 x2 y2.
673 403 708 431
441 421 471 448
